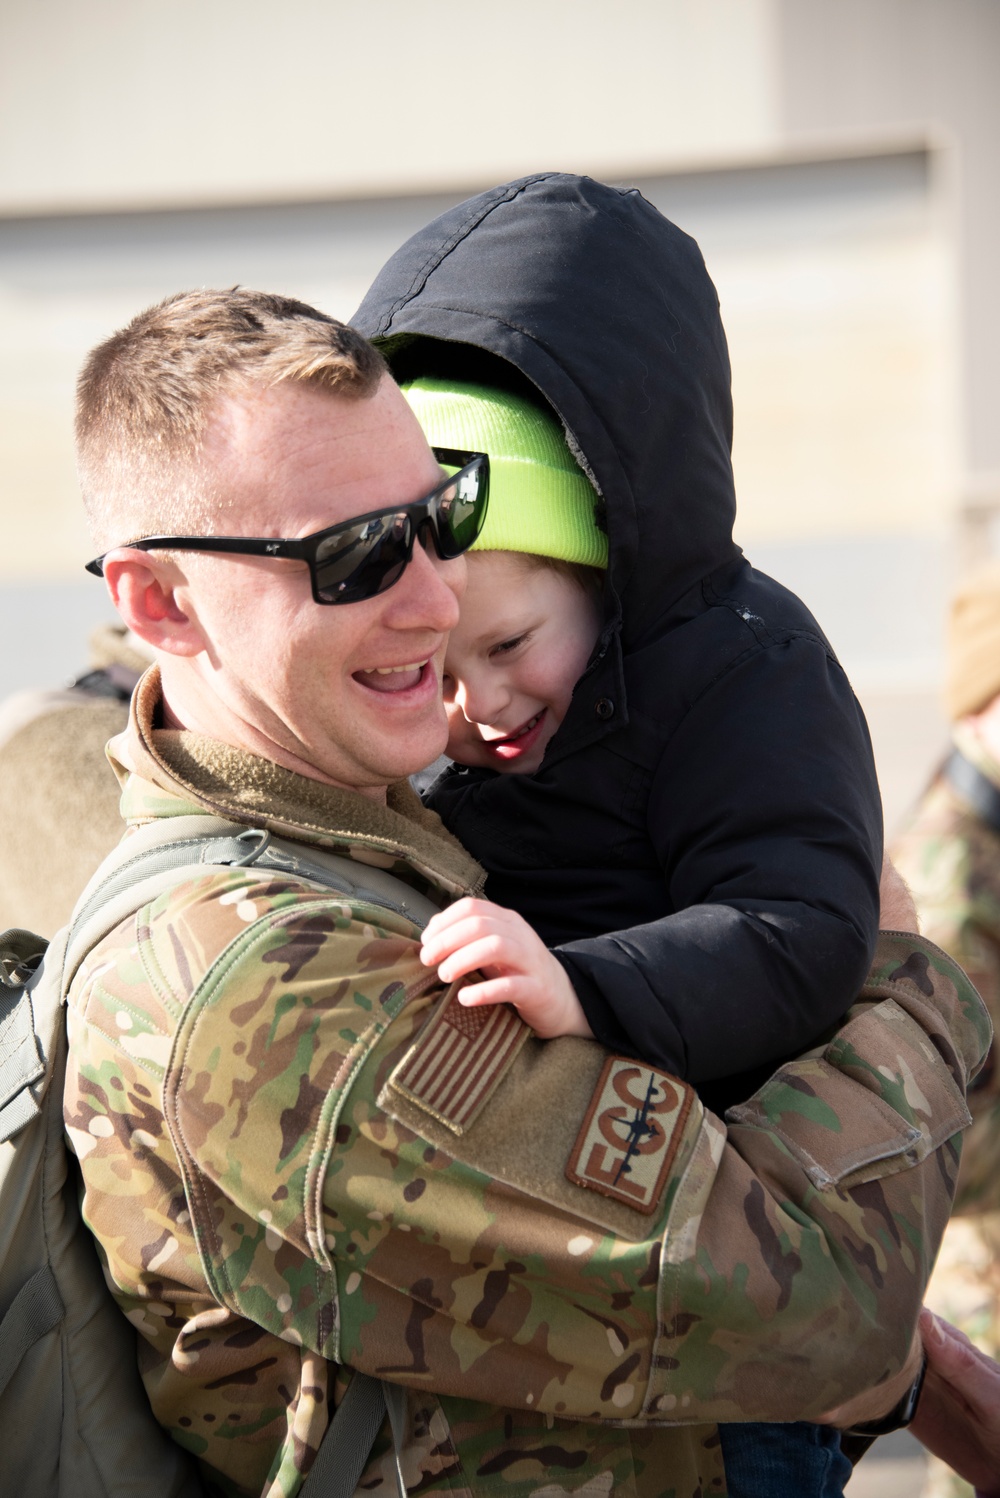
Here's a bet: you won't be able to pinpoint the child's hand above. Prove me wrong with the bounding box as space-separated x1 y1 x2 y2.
419 897 594 1040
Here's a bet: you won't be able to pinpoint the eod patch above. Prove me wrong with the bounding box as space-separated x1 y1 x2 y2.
566 1058 694 1213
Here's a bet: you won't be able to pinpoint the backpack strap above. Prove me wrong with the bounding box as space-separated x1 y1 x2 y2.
61 815 439 995
58 816 433 1497
0 1265 63 1401
299 1372 409 1498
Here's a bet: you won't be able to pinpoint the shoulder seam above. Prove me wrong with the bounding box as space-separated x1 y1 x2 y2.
701 572 833 657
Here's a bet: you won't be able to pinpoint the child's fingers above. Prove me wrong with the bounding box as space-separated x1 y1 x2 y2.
420 915 489 963
421 913 519 967
455 963 593 1041
436 934 514 984
423 897 502 940
454 976 519 1009
457 974 564 1035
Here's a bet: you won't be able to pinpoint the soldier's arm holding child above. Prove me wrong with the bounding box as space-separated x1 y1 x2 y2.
420 896 594 1039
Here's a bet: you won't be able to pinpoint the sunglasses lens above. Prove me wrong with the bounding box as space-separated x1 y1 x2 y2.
434 460 488 558
309 457 487 604
314 514 412 603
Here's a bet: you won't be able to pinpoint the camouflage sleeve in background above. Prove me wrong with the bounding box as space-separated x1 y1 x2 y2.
891 766 1000 1215
890 753 1000 1498
66 861 990 1498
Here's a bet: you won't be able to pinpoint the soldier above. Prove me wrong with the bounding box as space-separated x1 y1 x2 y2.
892 559 1000 1498
63 287 989 1498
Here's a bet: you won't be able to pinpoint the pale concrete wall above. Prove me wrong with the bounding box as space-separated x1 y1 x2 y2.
0 0 779 214
776 0 1000 500
642 152 959 547
0 150 952 578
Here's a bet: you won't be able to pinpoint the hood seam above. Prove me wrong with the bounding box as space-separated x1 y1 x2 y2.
386 302 618 506
377 176 556 336
358 172 739 648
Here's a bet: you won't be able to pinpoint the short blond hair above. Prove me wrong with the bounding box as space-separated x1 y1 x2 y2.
76 288 385 548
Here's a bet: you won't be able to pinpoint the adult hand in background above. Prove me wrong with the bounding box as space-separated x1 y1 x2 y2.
910 1306 1000 1497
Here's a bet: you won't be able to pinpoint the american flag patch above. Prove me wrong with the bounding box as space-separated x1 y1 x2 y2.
387 986 530 1134
566 1058 694 1214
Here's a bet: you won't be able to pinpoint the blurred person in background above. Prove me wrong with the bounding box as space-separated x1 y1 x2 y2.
0 623 150 933
892 559 1000 1498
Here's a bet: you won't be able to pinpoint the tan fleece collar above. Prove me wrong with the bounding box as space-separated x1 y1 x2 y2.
118 667 483 899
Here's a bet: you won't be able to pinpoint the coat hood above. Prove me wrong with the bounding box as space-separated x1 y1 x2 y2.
352 173 739 647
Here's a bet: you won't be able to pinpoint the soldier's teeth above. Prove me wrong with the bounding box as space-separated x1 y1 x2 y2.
366 662 424 676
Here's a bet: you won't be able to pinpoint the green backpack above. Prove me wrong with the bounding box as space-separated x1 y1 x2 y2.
0 816 433 1497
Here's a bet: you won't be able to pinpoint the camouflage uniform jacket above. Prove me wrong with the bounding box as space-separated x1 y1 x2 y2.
892 720 1000 1215
64 671 992 1498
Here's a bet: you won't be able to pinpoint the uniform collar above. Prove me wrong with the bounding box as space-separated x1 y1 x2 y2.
109 667 484 901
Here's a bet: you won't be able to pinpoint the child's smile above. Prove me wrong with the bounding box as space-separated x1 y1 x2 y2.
481 707 549 763
442 552 602 776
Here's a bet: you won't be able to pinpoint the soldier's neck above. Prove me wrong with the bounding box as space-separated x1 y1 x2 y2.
157 660 389 803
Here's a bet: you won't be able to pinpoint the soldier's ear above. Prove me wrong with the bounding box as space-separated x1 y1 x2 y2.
101 550 207 659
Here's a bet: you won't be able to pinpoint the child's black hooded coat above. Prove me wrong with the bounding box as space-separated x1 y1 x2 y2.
353 173 882 1102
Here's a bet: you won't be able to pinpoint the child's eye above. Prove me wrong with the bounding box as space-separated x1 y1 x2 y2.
490 635 525 657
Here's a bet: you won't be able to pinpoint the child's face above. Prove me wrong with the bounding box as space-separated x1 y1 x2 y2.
442 551 602 775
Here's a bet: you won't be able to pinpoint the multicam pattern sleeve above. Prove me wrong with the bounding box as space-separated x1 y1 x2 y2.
890 739 1000 1498
66 844 990 1497
891 742 1000 1216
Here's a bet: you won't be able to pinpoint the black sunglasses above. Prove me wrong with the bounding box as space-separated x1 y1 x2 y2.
85 447 489 606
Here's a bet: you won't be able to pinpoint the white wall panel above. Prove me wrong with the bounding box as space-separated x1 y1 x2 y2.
0 0 779 214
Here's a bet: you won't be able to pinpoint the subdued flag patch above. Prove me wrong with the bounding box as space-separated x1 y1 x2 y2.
387 985 530 1134
566 1058 695 1214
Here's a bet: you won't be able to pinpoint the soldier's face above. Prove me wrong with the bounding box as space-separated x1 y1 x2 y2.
174 378 466 795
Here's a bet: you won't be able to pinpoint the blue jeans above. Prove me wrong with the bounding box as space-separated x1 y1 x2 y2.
718 1421 852 1498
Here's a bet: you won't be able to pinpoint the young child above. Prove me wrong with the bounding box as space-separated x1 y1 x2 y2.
408 376 867 1498
410 375 878 1091
354 173 882 1495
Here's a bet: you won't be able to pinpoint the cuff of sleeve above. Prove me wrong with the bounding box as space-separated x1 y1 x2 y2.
551 946 686 1076
841 1353 927 1438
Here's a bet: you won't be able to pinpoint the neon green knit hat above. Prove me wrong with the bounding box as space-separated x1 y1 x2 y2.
402 377 608 569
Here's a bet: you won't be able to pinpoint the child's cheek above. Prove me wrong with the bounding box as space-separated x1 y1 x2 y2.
443 708 475 766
